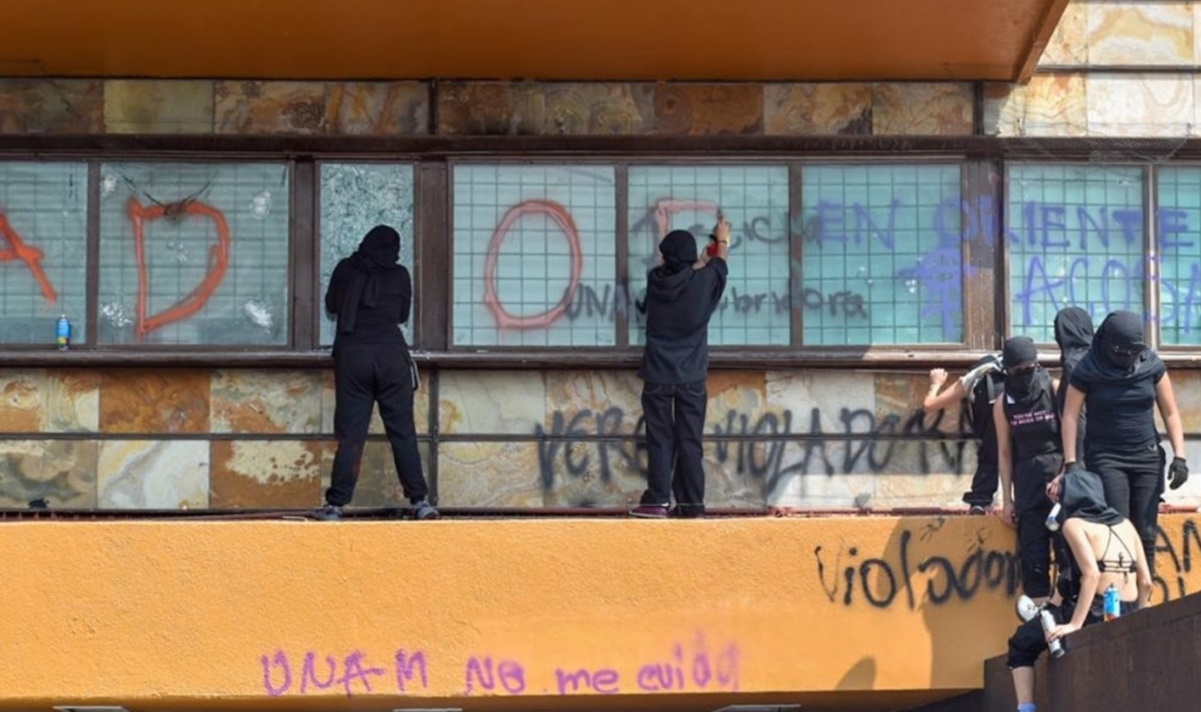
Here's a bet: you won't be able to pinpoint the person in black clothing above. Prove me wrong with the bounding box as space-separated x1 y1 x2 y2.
1053 307 1094 464
317 225 437 521
1006 469 1151 712
630 218 729 519
1058 310 1186 572
923 354 1004 514
995 336 1062 605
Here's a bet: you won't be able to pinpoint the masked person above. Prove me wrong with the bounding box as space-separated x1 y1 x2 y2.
1054 307 1094 465
995 336 1062 607
1059 310 1186 573
924 353 1004 514
318 225 437 521
1007 469 1151 712
630 218 729 519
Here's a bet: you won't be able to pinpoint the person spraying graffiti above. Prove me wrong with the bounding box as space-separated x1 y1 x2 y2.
923 354 1004 514
630 217 730 518
317 225 437 522
994 336 1063 609
1006 469 1151 712
1056 310 1186 574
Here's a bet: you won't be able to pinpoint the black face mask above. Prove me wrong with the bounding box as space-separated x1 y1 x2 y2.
1008 369 1037 395
1109 344 1145 370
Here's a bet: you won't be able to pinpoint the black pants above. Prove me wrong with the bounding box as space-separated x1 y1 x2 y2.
327 344 428 507
963 434 999 507
1007 598 1138 668
1089 445 1165 574
1014 454 1062 599
640 379 707 516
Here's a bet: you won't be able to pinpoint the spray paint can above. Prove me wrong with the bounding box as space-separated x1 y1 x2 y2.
1045 502 1062 531
1041 609 1065 658
1104 583 1122 621
55 315 71 351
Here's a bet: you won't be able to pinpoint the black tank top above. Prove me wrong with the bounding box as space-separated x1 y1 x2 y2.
1003 373 1061 460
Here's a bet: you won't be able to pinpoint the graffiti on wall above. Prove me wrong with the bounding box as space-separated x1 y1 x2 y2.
260 634 741 698
0 213 57 305
535 404 969 496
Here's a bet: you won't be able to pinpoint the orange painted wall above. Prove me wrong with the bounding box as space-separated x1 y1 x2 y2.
2 514 1199 709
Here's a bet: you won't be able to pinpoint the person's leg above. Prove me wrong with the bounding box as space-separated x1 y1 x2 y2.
1017 504 1053 603
1090 451 1132 519
671 379 708 518
326 347 376 508
1007 616 1047 708
1126 446 1166 575
964 434 998 510
638 381 675 510
374 349 430 504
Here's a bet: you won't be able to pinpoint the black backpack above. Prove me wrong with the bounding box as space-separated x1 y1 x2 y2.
966 357 1005 440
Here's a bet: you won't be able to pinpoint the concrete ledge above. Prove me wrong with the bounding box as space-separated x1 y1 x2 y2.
1 515 1198 711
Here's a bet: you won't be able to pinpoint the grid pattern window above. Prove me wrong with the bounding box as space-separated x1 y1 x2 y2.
452 164 617 347
0 162 88 344
1007 165 1145 343
800 164 964 345
1156 167 1201 345
627 165 791 346
97 163 290 345
319 164 415 346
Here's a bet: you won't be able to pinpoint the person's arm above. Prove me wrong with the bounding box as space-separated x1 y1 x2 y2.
1157 373 1186 460
397 266 413 326
1060 385 1084 465
1133 524 1154 609
325 261 348 316
1048 520 1101 640
995 398 1016 528
923 369 966 412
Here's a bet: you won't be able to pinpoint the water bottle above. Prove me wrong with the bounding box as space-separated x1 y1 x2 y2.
1045 503 1062 531
1041 609 1065 658
55 315 71 351
1104 583 1121 621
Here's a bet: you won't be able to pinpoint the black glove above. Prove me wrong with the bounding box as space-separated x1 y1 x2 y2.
1169 457 1189 490
1065 460 1084 474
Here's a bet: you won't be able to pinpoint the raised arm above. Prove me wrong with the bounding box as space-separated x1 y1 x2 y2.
923 369 966 412
995 397 1016 528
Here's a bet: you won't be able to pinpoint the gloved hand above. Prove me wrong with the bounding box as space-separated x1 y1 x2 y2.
1169 457 1189 490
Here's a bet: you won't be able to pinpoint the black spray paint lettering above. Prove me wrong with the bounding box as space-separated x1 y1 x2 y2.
814 529 1020 610
1153 518 1201 602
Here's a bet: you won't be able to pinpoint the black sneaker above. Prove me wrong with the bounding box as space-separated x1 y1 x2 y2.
411 500 440 521
314 504 343 521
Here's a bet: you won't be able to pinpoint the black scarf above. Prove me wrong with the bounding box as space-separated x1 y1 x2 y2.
1061 469 1124 526
338 225 400 334
1073 310 1165 385
1002 336 1043 407
1054 306 1094 367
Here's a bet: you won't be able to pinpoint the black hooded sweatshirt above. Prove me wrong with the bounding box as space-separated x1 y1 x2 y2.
1055 307 1094 456
325 225 412 353
639 245 728 385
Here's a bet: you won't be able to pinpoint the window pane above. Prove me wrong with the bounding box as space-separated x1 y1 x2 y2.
1157 167 1201 345
801 164 963 345
97 162 290 345
627 165 791 346
319 163 415 346
1007 165 1144 343
0 162 88 344
452 164 617 347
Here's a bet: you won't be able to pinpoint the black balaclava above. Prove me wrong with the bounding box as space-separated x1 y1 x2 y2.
1054 306 1094 358
338 225 400 333
1095 310 1146 372
659 229 698 272
1003 336 1041 404
1061 469 1124 527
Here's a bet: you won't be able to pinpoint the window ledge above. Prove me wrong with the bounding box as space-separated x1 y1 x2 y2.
0 348 1047 370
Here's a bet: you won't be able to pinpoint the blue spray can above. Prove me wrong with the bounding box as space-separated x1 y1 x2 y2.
1103 583 1121 621
56 315 71 351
